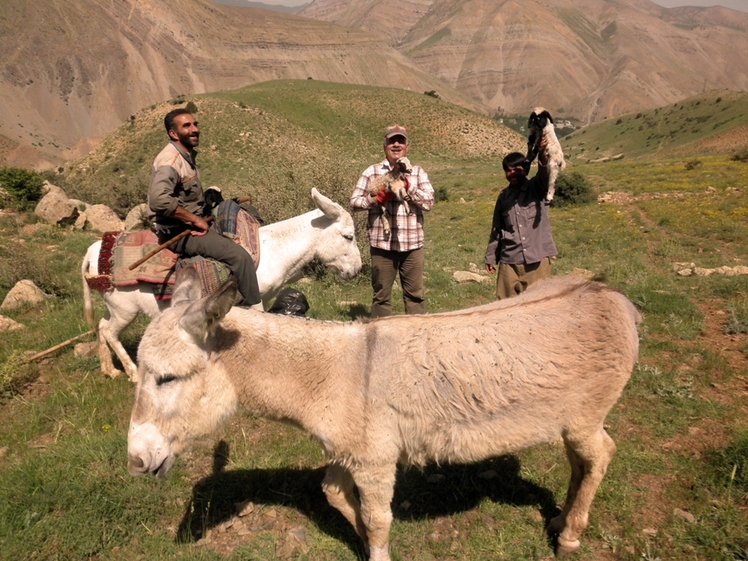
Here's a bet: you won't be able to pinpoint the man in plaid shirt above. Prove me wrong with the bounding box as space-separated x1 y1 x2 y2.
350 125 435 317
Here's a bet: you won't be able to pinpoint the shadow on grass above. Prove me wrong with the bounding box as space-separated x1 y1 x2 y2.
176 441 560 555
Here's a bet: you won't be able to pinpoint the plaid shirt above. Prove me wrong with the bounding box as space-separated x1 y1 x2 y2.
350 159 434 252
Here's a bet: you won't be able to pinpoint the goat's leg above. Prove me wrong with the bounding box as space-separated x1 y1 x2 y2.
545 165 559 203
550 427 616 556
322 464 368 541
352 463 397 561
380 205 390 238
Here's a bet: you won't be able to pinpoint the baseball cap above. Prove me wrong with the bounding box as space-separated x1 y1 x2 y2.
384 125 408 143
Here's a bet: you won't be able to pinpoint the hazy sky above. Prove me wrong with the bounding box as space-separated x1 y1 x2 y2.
254 0 748 12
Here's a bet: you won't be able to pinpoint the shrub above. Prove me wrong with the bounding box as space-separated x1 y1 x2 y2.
434 185 449 203
185 100 198 114
551 171 595 207
0 167 45 211
730 148 748 162
424 90 440 99
685 159 703 170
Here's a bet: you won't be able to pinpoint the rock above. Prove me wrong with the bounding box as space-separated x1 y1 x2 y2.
677 268 693 276
468 262 481 274
571 268 594 279
85 204 124 232
124 204 149 231
453 271 489 284
74 341 98 358
1 280 48 310
34 182 79 226
0 314 25 331
673 508 695 523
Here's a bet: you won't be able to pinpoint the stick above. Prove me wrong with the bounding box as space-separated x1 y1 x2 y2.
128 222 209 271
128 196 251 271
25 330 96 363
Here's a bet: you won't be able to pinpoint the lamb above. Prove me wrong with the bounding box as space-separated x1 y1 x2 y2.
368 156 412 237
525 107 566 203
127 271 640 559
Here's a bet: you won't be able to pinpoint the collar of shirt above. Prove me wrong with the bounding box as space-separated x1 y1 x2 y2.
171 141 198 168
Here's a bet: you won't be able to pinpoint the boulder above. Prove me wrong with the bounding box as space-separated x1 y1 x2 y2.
85 204 124 232
453 271 490 284
0 314 25 331
124 203 149 231
34 182 79 226
1 280 48 310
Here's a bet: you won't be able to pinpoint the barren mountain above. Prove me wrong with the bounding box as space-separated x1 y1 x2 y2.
0 0 480 170
299 0 748 123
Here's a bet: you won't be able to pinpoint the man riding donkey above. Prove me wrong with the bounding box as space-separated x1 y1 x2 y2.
147 108 263 310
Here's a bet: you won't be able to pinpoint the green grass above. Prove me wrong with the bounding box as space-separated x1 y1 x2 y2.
2 81 748 560
562 90 748 162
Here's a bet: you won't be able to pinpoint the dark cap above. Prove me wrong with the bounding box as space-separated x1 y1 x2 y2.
384 125 408 143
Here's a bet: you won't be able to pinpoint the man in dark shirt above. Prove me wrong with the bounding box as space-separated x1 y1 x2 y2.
147 108 261 308
484 138 558 300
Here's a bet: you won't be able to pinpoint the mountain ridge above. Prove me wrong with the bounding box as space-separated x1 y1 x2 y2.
0 0 481 170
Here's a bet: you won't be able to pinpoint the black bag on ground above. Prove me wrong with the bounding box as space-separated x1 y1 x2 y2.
268 288 309 316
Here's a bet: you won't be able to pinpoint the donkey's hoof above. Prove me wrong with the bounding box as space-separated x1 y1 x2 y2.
555 537 580 557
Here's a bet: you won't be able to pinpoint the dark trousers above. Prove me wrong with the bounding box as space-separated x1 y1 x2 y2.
370 247 425 318
171 230 261 306
496 257 551 300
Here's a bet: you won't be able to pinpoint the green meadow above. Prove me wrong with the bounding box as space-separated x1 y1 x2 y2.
1 81 747 560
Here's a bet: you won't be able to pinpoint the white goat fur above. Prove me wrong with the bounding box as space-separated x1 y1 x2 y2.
368 157 412 237
81 188 361 382
526 107 566 203
127 272 640 560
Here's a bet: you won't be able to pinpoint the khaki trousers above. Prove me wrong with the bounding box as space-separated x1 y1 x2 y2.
496 258 551 300
370 247 425 317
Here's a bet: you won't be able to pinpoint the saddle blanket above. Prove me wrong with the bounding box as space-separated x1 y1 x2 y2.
85 201 261 301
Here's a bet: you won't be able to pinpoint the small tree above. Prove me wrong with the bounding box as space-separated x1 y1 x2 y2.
552 171 595 208
0 167 45 211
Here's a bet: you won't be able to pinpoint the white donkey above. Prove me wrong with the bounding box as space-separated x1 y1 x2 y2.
82 188 361 382
127 272 640 559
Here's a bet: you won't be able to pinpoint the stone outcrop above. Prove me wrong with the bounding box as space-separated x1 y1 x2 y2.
1 280 48 310
125 204 148 231
0 314 25 331
85 204 124 232
34 183 79 226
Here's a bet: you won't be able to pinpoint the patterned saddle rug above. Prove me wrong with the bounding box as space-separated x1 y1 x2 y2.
85 200 261 301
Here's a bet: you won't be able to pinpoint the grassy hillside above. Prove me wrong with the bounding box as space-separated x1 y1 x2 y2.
562 90 748 163
60 80 523 222
1 81 747 560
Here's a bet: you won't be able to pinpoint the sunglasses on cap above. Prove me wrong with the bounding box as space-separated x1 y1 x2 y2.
386 135 407 145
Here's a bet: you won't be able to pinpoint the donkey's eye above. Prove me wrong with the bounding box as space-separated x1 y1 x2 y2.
343 234 354 241
156 375 178 386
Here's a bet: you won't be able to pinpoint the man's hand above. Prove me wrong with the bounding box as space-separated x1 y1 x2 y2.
485 263 496 274
190 216 210 236
172 206 210 236
374 187 393 204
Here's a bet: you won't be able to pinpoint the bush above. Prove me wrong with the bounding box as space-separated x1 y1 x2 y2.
685 159 703 170
551 171 595 207
434 185 449 203
0 167 45 211
731 148 748 162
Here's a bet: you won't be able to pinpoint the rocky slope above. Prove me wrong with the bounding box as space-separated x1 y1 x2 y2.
299 0 748 123
0 0 480 170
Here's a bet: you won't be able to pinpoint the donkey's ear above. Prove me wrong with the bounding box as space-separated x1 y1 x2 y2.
179 277 237 342
311 188 341 220
171 267 203 305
